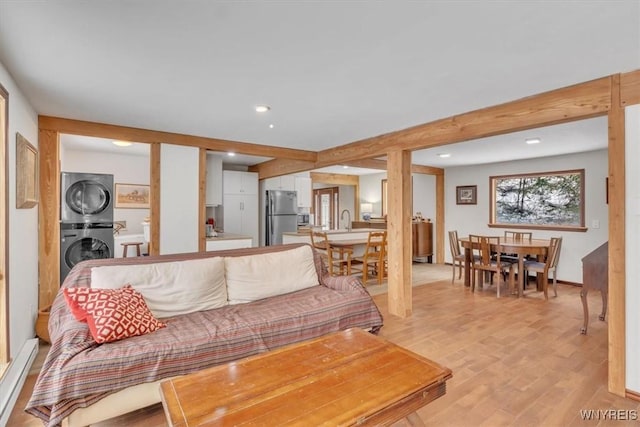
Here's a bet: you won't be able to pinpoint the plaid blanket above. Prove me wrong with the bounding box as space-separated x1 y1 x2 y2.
25 244 383 426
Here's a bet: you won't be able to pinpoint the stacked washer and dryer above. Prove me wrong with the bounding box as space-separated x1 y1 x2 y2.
60 172 115 284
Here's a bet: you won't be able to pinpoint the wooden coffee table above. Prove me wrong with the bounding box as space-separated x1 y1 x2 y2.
160 328 452 426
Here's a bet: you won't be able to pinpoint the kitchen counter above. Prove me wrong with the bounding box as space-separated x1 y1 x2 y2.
206 233 252 241
206 233 253 251
282 228 385 246
283 228 385 237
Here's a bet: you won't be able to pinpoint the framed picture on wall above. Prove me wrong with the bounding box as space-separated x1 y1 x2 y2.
115 183 150 209
456 185 477 205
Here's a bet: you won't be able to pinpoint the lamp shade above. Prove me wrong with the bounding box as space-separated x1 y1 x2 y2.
360 203 373 213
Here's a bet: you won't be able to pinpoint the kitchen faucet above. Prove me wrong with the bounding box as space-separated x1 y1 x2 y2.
340 209 351 231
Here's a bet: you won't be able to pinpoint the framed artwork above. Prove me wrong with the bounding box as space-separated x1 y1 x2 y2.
489 169 585 230
16 133 38 209
115 183 150 209
456 185 477 205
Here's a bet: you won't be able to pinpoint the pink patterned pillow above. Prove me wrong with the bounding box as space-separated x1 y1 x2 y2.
63 285 166 344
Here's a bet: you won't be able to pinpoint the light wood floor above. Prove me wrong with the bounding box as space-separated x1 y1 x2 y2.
9 275 639 426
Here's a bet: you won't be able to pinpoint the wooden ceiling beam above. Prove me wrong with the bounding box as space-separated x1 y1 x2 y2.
248 158 316 178
309 172 359 186
38 116 317 162
621 70 640 107
315 76 612 167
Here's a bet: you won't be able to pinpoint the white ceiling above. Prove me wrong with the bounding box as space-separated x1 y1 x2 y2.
1 2 638 172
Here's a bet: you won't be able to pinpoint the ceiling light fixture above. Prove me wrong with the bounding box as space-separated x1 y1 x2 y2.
255 105 270 113
112 140 132 147
227 152 236 157
437 153 451 158
343 165 349 169
525 138 541 144
269 124 274 129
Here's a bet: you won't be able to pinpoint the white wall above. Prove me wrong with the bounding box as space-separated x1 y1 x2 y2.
62 147 150 235
160 144 199 254
625 105 640 393
359 172 386 217
0 60 40 422
444 149 609 284
358 171 437 222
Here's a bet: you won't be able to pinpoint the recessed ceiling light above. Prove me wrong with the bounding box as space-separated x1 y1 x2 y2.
437 153 451 158
343 165 349 169
227 152 236 157
112 140 132 147
525 138 541 144
255 105 270 113
269 124 274 129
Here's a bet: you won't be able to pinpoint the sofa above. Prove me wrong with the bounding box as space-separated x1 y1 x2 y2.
26 243 383 427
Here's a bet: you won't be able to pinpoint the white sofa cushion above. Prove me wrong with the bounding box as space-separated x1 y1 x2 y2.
225 245 319 305
90 257 227 318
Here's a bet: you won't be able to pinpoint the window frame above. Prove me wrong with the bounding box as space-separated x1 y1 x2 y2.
488 168 587 232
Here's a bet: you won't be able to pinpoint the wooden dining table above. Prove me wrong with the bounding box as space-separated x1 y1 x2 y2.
327 238 368 275
458 236 550 297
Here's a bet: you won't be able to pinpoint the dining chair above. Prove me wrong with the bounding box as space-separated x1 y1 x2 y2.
523 237 562 300
448 230 465 284
469 235 514 298
504 231 533 241
352 231 387 285
501 231 533 264
309 230 353 276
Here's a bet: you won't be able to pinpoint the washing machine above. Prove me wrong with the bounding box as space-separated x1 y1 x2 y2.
61 172 114 224
60 223 114 284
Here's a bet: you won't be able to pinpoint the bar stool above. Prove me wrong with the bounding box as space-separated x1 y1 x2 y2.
121 242 143 257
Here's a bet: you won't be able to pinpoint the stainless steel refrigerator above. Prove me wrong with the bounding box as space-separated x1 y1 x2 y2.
265 190 298 245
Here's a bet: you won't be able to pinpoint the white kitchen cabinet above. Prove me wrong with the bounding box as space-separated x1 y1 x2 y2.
205 153 223 206
263 175 295 191
294 176 312 207
223 194 259 247
223 170 258 195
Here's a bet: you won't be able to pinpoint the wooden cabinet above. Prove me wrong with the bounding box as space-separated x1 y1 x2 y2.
205 153 223 206
412 221 433 262
224 170 258 195
351 221 386 230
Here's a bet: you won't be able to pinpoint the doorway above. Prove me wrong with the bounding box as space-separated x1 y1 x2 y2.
313 187 338 230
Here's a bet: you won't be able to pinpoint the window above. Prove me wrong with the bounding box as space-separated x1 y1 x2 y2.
489 169 586 231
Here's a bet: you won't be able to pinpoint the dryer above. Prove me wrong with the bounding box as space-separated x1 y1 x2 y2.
60 223 114 284
61 172 114 224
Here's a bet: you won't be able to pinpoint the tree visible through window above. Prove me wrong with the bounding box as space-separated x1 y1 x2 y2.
490 169 585 229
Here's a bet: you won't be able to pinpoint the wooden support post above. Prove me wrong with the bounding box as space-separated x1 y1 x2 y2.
150 143 161 256
608 74 626 396
435 174 445 264
387 150 413 318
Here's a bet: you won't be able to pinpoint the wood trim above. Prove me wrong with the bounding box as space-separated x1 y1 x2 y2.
626 389 640 402
386 150 412 318
198 148 206 252
0 83 8 364
608 74 626 397
435 174 444 263
39 116 317 162
621 70 640 107
149 143 161 256
37 128 60 309
488 224 588 232
316 77 611 167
